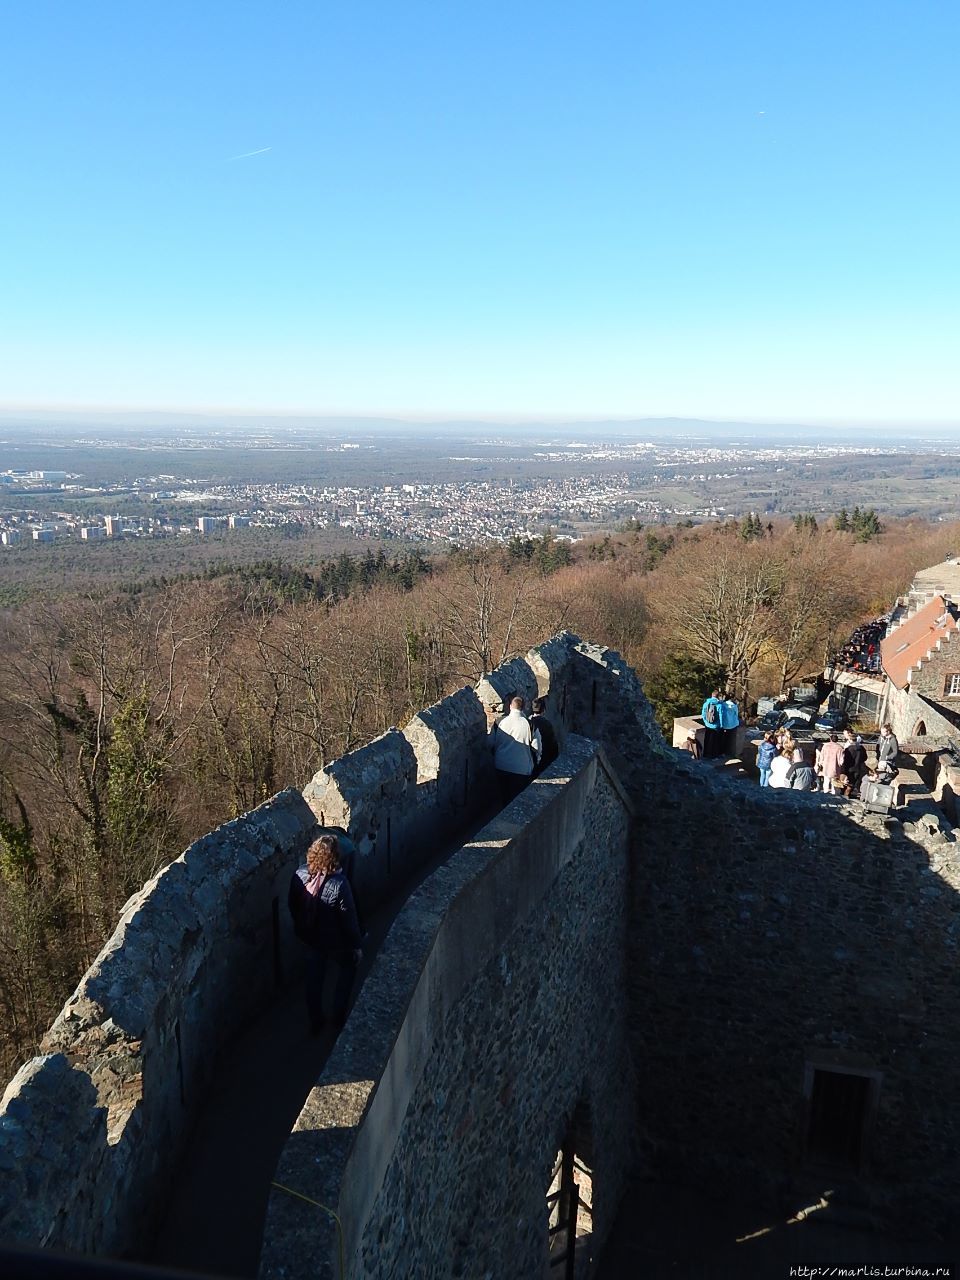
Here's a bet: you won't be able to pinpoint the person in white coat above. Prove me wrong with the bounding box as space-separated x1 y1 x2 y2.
492 695 542 805
768 747 793 789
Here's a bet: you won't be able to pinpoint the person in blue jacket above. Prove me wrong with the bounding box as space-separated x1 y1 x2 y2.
700 690 725 758
718 694 741 756
756 732 777 786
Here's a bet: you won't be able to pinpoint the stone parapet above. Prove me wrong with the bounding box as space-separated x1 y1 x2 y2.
475 655 539 718
0 788 316 1255
260 734 636 1280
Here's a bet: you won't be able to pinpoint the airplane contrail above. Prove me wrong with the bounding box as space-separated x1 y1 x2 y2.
228 146 272 161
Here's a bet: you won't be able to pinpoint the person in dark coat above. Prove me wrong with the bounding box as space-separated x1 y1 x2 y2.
289 833 363 1033
530 698 559 774
841 730 868 793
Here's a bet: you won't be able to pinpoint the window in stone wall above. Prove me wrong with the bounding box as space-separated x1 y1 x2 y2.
802 1062 881 1174
945 673 960 697
546 1103 594 1277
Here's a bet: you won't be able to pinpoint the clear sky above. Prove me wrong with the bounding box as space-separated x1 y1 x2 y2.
1 1 958 424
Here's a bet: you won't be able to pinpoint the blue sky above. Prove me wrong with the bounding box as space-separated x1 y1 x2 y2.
1 1 957 423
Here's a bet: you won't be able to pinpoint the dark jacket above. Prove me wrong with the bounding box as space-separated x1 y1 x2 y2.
289 867 362 952
530 714 559 771
877 733 899 767
842 741 867 781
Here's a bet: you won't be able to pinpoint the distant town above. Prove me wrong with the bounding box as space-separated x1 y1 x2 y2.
3 433 959 548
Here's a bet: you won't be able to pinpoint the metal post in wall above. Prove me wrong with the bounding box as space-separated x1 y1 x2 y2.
564 1182 579 1280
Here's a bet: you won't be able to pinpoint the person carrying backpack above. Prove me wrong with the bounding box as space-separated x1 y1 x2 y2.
700 690 724 759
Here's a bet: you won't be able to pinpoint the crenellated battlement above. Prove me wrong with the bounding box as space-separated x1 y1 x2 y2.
0 632 646 1259
8 631 960 1277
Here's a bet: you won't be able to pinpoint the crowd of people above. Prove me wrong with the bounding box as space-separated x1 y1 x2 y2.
287 693 562 1035
831 616 887 675
755 723 899 798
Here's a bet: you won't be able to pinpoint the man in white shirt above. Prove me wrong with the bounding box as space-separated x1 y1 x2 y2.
492 695 542 805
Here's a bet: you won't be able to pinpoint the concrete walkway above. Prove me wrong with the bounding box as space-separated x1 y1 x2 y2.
147 804 499 1279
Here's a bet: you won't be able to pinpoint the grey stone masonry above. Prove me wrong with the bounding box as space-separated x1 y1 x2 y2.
627 753 960 1238
8 628 958 1270
0 1055 106 1250
0 788 317 1255
260 734 636 1280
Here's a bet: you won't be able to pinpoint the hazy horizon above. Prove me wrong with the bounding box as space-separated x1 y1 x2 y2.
2 2 958 422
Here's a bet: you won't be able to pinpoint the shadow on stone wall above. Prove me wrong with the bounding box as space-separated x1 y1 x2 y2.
260 727 638 1280
626 748 960 1254
0 633 596 1265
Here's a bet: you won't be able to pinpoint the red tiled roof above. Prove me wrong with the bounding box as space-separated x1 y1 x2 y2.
881 594 959 690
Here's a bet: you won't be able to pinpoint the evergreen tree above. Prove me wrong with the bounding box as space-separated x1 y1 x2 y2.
645 654 728 735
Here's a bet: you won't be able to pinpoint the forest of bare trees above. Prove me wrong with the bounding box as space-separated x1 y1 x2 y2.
1 516 955 1077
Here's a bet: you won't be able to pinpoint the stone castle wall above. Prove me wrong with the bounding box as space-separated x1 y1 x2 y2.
626 750 960 1238
0 789 317 1254
6 629 960 1272
0 632 618 1261
260 733 637 1280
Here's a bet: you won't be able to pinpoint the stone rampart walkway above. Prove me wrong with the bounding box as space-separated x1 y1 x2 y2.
148 803 499 1278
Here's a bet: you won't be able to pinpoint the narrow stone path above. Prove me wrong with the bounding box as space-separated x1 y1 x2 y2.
148 803 500 1279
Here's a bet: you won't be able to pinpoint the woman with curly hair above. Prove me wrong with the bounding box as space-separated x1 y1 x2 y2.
289 833 363 1033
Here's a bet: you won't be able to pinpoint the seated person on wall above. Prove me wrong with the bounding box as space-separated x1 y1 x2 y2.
680 728 703 759
289 833 363 1035
491 694 542 805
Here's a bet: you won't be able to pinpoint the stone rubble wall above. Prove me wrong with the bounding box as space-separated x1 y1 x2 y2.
260 734 637 1280
0 788 318 1255
0 1054 107 1250
15 625 960 1266
627 751 960 1238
